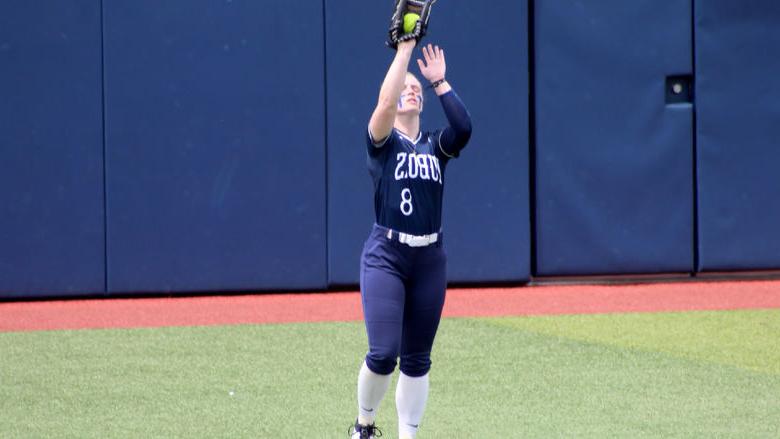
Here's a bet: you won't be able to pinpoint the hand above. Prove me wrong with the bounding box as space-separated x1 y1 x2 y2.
417 44 446 83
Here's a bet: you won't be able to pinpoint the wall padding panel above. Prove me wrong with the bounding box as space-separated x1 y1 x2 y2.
0 1 105 297
534 0 694 276
695 0 780 271
103 1 327 293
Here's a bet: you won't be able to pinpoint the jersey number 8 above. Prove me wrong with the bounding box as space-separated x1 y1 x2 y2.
400 188 413 216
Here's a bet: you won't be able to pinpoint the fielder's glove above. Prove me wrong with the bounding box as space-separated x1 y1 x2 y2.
386 0 437 50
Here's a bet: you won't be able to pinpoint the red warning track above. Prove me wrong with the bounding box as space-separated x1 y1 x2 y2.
1 279 779 332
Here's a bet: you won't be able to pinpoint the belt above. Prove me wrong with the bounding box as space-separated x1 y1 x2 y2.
384 227 439 247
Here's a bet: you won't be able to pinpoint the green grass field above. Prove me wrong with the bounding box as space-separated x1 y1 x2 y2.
2 309 779 438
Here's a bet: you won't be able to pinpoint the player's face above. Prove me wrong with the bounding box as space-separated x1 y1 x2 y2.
397 74 423 115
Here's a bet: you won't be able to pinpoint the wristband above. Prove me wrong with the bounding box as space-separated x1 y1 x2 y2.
429 78 446 89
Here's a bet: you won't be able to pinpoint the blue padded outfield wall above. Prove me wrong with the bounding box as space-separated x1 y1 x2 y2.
3 1 780 298
534 0 694 276
0 1 105 297
103 1 327 293
695 0 780 272
326 0 530 285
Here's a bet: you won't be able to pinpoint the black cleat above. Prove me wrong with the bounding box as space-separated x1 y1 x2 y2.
348 419 383 438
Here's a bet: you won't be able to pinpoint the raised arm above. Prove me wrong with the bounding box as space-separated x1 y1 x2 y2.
368 40 417 143
417 44 472 156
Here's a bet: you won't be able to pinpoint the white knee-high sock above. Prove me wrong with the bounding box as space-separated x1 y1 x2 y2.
395 372 429 438
357 361 392 425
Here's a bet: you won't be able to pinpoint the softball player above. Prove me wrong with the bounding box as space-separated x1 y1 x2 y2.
349 39 472 439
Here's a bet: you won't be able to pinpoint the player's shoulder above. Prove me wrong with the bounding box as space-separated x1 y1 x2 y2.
419 129 445 151
366 128 398 160
368 127 405 146
421 129 441 144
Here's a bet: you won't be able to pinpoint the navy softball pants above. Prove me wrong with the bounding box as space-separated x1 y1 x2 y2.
359 224 447 377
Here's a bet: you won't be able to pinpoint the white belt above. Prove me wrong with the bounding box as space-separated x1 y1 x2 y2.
386 229 439 247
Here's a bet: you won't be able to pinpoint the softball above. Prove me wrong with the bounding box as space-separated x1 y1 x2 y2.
403 13 420 34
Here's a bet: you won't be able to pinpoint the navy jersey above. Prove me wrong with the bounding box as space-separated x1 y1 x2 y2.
367 128 457 236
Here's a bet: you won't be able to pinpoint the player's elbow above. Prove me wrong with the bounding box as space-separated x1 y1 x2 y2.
463 119 473 138
455 119 472 145
455 130 471 148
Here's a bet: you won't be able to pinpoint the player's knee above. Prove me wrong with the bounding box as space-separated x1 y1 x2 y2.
366 351 398 375
399 353 431 377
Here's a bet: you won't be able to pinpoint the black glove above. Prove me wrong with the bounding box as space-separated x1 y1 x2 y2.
386 0 437 50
